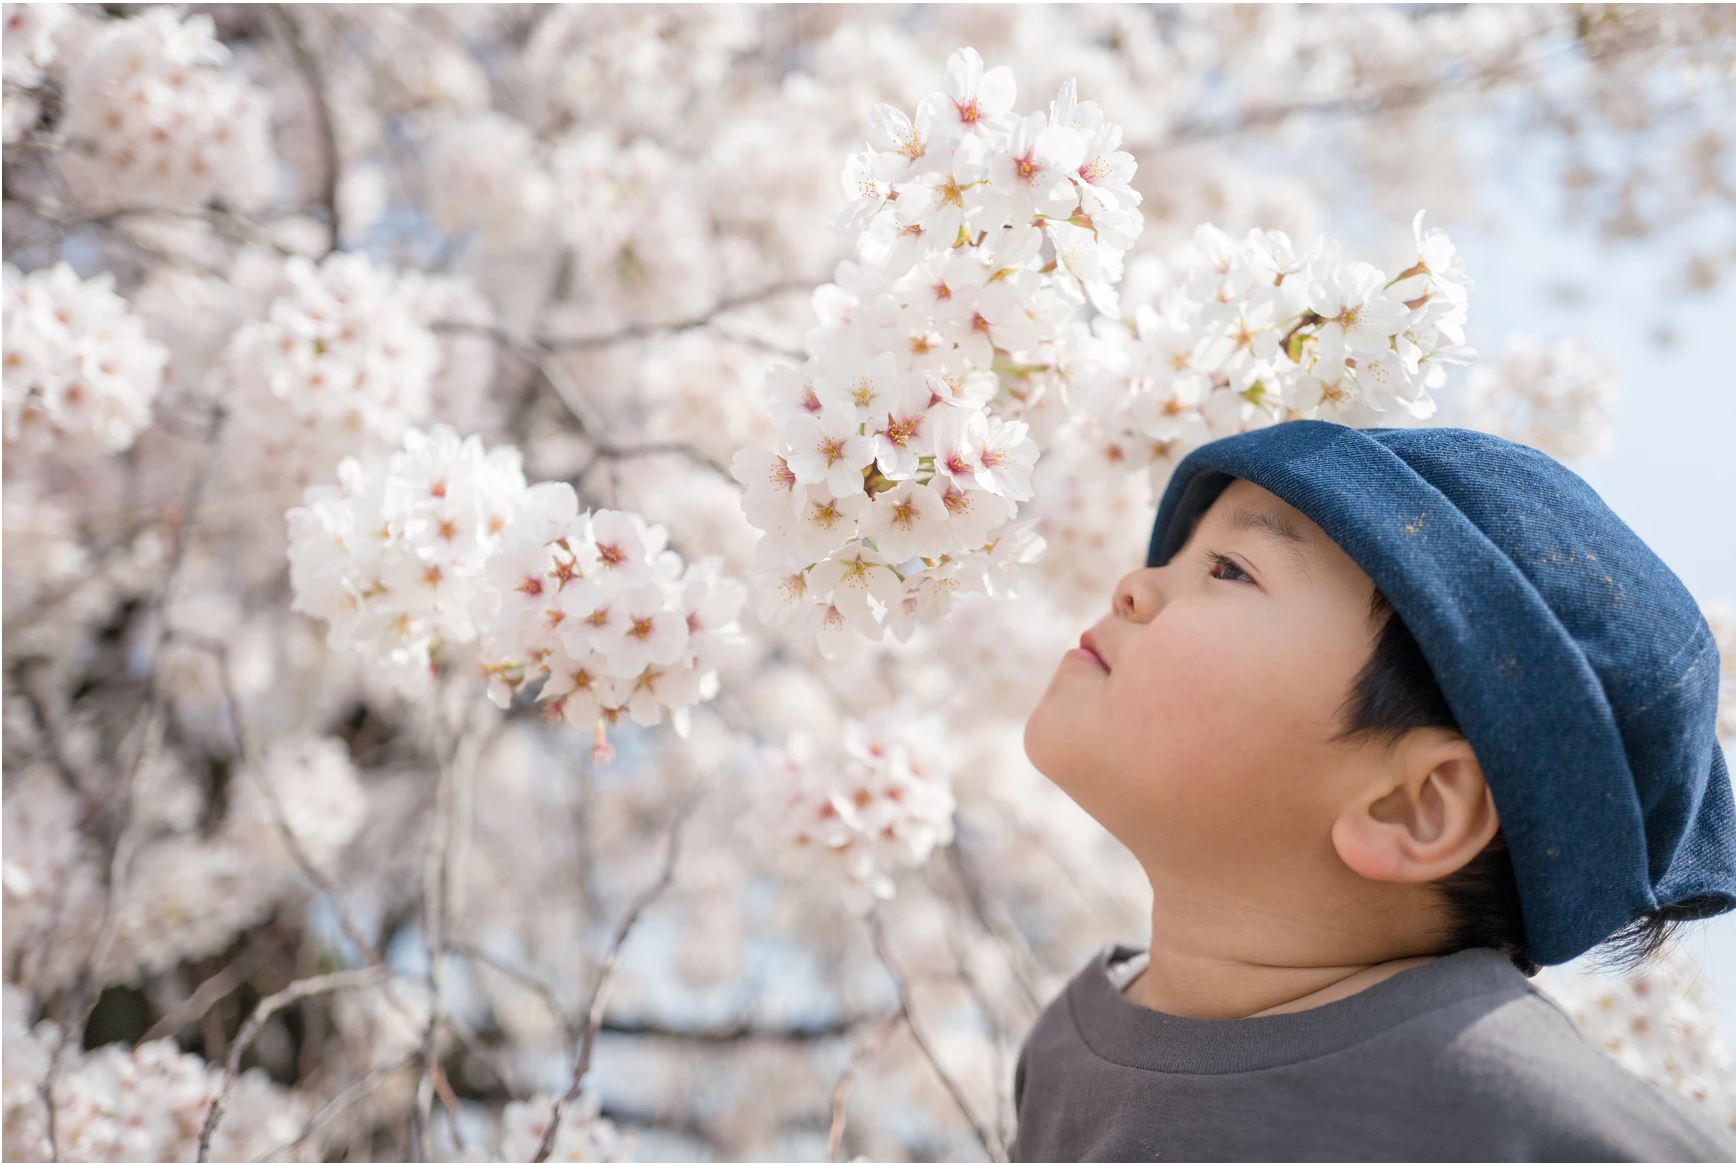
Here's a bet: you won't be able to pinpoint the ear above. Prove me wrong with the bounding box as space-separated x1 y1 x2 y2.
1330 731 1499 885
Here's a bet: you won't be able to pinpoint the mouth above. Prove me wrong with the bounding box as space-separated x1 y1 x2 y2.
1074 632 1110 673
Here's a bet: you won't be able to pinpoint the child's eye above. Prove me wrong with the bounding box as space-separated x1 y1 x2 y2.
1205 550 1255 586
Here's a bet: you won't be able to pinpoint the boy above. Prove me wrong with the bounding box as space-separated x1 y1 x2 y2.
1015 419 1736 1161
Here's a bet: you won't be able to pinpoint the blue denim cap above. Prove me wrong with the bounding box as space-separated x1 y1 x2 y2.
1144 419 1736 966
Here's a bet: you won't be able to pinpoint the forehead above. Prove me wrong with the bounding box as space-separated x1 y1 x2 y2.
1203 479 1320 540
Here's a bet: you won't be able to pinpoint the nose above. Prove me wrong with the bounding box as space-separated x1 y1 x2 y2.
1111 566 1164 622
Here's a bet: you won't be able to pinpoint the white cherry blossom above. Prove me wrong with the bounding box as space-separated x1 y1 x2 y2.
2 262 168 455
784 407 878 499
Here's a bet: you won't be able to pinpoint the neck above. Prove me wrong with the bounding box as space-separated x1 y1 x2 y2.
1129 883 1441 1020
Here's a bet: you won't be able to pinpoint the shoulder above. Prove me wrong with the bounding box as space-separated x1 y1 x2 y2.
1415 983 1736 1160
1013 943 1117 1103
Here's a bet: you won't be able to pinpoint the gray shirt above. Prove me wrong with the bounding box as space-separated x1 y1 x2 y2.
1011 942 1736 1162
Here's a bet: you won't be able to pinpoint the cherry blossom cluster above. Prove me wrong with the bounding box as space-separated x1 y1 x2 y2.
1 2 71 143
1534 943 1736 1133
423 111 556 249
287 425 746 751
744 706 957 911
733 47 1143 651
286 425 531 692
1076 211 1476 489
2 990 315 1161
224 252 444 494
54 7 277 213
1460 335 1620 464
223 736 369 870
2 261 168 455
550 129 721 326
475 484 748 748
3 737 365 991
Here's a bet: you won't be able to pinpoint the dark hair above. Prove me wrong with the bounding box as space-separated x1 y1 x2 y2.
1327 584 1725 978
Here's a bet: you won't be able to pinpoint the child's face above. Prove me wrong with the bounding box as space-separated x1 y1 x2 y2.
1024 478 1386 879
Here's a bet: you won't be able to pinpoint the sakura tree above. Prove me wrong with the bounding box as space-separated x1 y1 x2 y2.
4 6 1733 1162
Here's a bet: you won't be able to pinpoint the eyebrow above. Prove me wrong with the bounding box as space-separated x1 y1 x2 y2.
1226 506 1315 585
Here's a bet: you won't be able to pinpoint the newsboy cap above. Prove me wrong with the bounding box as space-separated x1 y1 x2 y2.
1144 419 1736 966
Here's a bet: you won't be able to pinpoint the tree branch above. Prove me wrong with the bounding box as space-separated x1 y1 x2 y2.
828 1010 904 1163
538 278 816 351
271 4 342 255
196 967 391 1163
528 771 711 1163
865 906 1010 1163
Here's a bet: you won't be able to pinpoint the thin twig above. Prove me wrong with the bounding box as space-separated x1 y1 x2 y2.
572 438 736 493
143 938 284 1042
409 694 466 1160
865 907 1010 1163
430 320 740 489
1145 18 1661 151
527 773 712 1163
938 893 1016 1149
8 661 104 824
429 319 611 444
3 194 288 258
245 1052 418 1163
939 840 1046 1013
39 403 232 1159
538 278 816 351
196 967 390 1163
827 1010 904 1163
183 632 385 970
183 631 468 1133
447 943 578 1045
448 942 888 1046
272 4 342 255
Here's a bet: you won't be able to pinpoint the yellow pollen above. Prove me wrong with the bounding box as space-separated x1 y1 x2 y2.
882 414 920 446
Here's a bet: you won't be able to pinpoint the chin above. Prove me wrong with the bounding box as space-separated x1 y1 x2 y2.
1022 690 1079 785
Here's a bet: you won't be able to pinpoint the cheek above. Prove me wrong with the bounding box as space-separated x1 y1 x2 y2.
1104 612 1324 810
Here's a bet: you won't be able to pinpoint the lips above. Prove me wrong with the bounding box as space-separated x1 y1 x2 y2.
1079 631 1110 673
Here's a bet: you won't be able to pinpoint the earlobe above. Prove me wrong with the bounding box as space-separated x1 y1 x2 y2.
1331 808 1408 883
